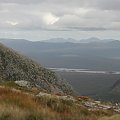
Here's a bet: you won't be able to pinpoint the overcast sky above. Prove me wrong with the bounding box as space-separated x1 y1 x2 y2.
0 0 120 41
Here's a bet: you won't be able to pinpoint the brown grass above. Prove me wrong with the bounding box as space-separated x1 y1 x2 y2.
99 115 120 120
0 86 114 120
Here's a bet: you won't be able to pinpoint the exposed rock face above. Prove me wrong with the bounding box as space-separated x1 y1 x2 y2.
15 80 31 88
0 43 74 95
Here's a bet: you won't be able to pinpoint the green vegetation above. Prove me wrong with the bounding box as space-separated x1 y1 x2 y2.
0 81 35 94
0 81 20 88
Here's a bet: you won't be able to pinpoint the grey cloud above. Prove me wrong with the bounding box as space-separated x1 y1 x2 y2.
0 0 44 4
0 0 120 11
96 0 120 11
0 0 120 33
67 27 107 31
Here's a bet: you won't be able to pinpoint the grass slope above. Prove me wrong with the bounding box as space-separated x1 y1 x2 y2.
0 86 95 120
0 83 116 120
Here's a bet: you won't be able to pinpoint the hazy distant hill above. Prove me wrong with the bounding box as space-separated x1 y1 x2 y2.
79 37 101 43
0 43 74 95
41 37 117 43
79 37 117 43
41 38 78 43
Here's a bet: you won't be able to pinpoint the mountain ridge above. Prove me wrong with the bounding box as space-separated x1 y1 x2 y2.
0 43 74 95
0 37 119 43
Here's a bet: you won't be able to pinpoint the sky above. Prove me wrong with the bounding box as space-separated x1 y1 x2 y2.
0 0 120 41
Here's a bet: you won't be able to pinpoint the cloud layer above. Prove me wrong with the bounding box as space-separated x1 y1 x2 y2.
0 0 120 40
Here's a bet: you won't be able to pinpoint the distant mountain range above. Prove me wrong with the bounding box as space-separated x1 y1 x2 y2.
41 37 119 43
0 37 120 44
0 37 118 44
42 38 78 43
0 43 74 95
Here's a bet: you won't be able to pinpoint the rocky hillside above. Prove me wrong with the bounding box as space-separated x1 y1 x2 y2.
0 43 74 95
94 79 120 103
110 79 120 94
106 79 120 102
